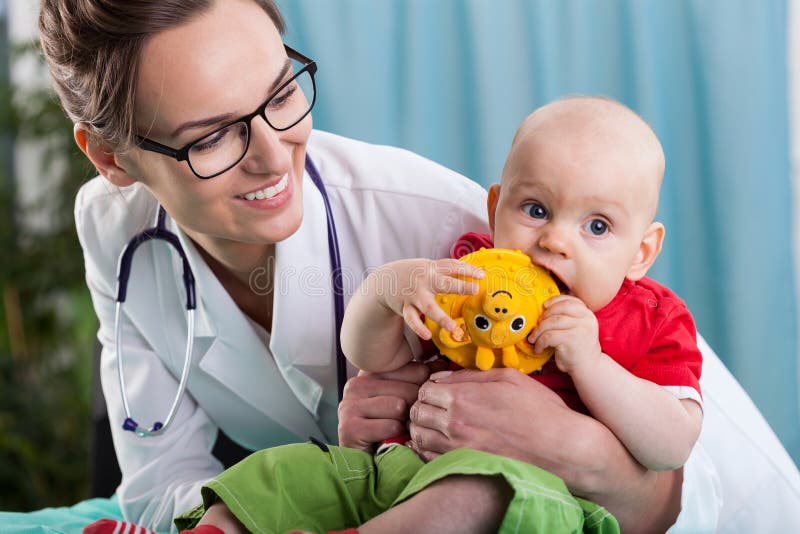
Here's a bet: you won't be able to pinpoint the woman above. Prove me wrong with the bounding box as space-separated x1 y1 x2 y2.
36 0 756 532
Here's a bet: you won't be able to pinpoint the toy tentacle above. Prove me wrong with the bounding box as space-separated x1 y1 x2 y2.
475 346 496 370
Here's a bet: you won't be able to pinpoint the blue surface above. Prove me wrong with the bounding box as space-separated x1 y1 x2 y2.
0 496 124 533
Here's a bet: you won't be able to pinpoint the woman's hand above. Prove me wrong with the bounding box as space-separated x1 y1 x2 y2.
407 367 570 463
408 368 683 533
337 361 432 452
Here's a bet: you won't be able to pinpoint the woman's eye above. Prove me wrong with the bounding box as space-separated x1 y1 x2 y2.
584 219 608 236
523 203 548 219
191 128 229 153
268 83 297 109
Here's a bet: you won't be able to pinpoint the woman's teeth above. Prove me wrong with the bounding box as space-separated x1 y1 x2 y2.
240 174 288 200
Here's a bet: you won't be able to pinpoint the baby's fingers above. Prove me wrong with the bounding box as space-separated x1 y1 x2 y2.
432 259 485 281
527 307 576 343
432 275 480 296
418 297 459 334
402 303 433 340
543 294 590 314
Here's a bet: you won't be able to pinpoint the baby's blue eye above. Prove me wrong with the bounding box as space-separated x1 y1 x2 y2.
523 203 547 219
585 219 608 236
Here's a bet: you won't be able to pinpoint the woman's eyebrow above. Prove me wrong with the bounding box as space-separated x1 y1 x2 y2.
170 113 235 139
169 58 292 140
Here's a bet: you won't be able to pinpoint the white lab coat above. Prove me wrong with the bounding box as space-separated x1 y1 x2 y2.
75 130 799 532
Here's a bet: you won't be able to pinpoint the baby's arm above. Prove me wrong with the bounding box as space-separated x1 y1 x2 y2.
341 258 483 373
530 295 702 471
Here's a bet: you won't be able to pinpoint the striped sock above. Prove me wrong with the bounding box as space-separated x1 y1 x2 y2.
82 518 156 534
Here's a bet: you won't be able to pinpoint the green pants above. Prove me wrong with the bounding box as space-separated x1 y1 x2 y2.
175 443 618 534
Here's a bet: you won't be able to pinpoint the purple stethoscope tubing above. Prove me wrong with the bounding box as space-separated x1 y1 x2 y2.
114 155 346 437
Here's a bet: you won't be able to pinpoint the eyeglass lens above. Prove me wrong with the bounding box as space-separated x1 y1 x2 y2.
187 68 315 178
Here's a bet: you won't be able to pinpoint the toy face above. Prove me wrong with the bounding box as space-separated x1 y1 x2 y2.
462 276 540 348
425 248 560 373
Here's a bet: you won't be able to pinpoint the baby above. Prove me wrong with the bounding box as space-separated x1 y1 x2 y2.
174 96 701 534
344 95 703 474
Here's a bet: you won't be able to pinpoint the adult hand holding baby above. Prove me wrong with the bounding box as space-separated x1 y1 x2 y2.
337 361 432 452
408 367 683 533
408 367 568 462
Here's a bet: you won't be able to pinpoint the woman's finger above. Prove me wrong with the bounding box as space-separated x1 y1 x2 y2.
347 395 410 420
409 398 449 433
408 421 450 454
415 380 455 409
337 407 406 450
344 374 422 405
428 366 526 386
410 440 441 463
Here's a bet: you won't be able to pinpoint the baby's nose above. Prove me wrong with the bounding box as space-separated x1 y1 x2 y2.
538 226 572 257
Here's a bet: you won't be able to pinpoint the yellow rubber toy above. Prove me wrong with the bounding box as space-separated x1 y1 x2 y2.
425 248 559 374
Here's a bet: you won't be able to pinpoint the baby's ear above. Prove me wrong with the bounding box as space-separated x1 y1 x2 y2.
626 222 665 280
487 183 501 238
74 122 138 187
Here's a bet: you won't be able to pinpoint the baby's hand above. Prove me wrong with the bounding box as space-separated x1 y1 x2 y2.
376 258 484 340
527 295 601 375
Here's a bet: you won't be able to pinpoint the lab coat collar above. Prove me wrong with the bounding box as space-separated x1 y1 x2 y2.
163 205 326 439
165 214 216 339
270 169 335 416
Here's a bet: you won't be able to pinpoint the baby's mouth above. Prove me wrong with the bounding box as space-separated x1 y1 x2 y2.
550 272 570 295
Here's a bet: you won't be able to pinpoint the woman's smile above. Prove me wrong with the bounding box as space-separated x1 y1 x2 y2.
234 172 293 209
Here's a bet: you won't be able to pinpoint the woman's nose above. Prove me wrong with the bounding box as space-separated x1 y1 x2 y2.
241 116 291 175
538 225 572 257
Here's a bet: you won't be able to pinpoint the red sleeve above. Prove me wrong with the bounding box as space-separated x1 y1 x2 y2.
629 301 703 398
450 232 494 259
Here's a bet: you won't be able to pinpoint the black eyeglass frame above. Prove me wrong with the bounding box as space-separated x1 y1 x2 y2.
135 45 317 179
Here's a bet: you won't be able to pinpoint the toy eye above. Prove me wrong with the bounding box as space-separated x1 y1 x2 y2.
510 316 526 332
474 315 491 331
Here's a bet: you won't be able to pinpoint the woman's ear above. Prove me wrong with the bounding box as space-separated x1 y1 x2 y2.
74 122 137 187
626 222 665 281
487 183 501 240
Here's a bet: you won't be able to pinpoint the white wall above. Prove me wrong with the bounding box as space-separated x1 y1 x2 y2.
9 0 64 232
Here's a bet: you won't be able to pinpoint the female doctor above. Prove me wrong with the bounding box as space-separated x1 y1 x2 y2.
38 0 800 532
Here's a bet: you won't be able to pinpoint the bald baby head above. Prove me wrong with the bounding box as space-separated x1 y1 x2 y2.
505 96 665 221
489 96 668 310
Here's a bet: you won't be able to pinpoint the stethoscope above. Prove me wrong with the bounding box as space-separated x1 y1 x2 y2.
114 155 346 437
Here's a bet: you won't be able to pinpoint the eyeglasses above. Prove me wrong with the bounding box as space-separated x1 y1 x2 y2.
136 45 317 179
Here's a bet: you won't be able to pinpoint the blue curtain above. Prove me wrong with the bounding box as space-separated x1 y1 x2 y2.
277 0 799 465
